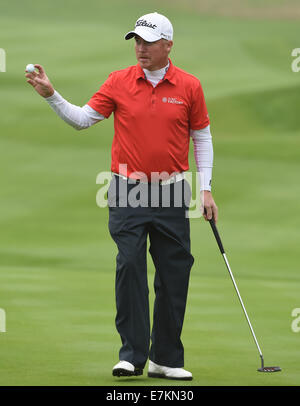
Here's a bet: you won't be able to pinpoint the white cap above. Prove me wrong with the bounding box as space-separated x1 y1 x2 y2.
125 12 173 42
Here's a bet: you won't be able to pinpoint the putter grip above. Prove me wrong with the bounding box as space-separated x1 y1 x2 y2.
209 218 225 254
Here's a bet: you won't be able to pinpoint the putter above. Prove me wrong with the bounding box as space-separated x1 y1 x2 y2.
206 214 281 372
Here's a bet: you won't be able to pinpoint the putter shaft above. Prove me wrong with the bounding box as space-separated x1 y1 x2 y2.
208 219 263 359
206 212 281 371
222 252 263 359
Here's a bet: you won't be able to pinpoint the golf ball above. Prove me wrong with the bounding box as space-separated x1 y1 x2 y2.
25 64 35 73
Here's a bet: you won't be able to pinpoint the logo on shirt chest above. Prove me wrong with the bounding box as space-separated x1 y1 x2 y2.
162 97 184 105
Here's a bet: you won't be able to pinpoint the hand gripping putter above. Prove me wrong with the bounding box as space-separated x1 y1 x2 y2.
207 216 281 373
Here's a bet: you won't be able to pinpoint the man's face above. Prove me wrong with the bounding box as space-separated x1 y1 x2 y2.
134 35 173 71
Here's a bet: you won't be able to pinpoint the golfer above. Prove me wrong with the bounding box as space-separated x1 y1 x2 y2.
25 12 218 380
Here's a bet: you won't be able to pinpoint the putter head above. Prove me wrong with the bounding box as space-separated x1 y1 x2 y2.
258 355 281 372
258 366 281 372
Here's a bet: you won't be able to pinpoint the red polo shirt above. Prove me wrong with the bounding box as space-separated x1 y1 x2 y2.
87 58 209 181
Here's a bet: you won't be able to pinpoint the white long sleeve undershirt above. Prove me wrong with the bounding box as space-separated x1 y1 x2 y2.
45 65 213 191
45 90 105 129
190 126 213 191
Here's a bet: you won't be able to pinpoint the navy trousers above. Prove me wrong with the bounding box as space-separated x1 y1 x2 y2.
108 175 194 369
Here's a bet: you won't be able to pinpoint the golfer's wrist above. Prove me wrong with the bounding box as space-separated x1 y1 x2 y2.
45 89 59 100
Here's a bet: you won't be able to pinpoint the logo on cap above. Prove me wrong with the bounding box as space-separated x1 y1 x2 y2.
136 19 157 30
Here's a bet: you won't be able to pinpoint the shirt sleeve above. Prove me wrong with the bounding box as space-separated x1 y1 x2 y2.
87 72 116 118
189 80 210 130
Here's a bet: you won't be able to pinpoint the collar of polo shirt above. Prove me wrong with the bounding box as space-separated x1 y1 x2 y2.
136 58 177 85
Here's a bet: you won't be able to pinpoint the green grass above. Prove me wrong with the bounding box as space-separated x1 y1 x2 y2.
1 0 300 386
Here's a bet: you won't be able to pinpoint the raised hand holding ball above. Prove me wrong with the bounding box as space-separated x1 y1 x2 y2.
25 64 55 98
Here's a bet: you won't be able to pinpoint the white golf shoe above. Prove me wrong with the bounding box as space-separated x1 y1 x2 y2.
148 360 193 380
112 360 143 377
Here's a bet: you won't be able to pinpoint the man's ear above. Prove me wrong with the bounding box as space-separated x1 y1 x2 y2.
167 40 173 53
